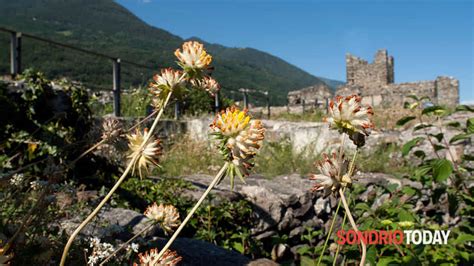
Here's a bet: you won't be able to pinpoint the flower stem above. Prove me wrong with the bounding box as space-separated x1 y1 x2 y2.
60 91 174 266
154 162 229 262
99 222 156 265
70 138 108 166
332 212 347 266
338 188 366 266
317 197 342 266
128 109 159 132
60 161 134 266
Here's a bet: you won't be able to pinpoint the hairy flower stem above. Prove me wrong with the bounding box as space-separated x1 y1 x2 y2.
60 91 174 266
99 222 155 265
128 109 159 132
70 138 108 165
332 212 347 266
155 162 229 262
317 198 342 266
338 189 366 266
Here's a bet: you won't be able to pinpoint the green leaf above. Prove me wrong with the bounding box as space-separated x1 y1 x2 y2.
413 150 426 158
377 257 398 266
398 209 414 221
402 137 424 156
432 159 453 182
422 105 447 116
446 121 461 128
355 202 371 211
467 117 474 133
455 105 474 112
413 123 432 131
453 233 474 245
429 133 444 142
396 116 416 126
402 187 417 196
449 133 472 144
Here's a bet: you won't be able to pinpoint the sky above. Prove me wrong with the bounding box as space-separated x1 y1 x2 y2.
116 0 474 103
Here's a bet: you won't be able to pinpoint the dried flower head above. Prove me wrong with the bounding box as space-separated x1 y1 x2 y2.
134 248 182 266
310 151 350 196
191 76 220 96
211 106 265 188
149 68 186 108
175 41 212 71
127 128 162 179
144 203 180 234
101 117 122 141
325 95 374 146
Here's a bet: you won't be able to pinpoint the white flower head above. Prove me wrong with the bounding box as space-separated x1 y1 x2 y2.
175 41 212 70
192 76 220 96
149 68 186 108
325 95 374 146
144 203 180 234
210 107 265 188
310 151 350 195
134 248 182 266
127 128 162 179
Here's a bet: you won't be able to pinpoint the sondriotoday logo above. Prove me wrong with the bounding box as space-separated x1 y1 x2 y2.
336 230 451 245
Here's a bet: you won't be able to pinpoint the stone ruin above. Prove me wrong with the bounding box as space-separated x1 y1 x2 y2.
287 83 332 108
287 49 459 108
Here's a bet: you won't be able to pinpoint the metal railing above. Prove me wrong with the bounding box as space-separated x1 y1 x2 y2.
1 26 158 117
1 27 273 118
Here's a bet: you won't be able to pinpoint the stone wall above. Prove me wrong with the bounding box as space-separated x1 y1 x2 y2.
288 49 459 108
287 84 332 106
337 50 459 107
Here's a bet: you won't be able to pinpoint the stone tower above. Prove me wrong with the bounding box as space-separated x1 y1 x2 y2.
346 49 394 91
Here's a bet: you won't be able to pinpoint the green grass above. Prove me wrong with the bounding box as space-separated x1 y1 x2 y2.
156 136 322 178
356 143 414 176
270 110 325 122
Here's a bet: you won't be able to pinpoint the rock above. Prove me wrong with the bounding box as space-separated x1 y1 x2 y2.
152 237 251 266
248 258 279 266
313 197 330 215
182 174 317 237
372 193 390 210
60 207 157 240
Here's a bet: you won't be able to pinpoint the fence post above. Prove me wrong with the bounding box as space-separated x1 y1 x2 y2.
242 89 249 109
214 91 220 113
302 99 306 114
174 101 180 120
10 31 22 77
112 58 121 117
325 98 329 114
265 91 270 119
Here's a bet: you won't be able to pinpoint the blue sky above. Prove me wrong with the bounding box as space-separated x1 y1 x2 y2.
117 0 473 103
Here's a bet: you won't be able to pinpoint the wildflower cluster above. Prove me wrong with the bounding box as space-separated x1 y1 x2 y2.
86 237 115 266
326 95 374 147
127 128 162 179
310 94 375 265
101 117 122 142
310 152 350 195
149 41 219 110
134 248 182 266
144 202 180 234
211 106 265 188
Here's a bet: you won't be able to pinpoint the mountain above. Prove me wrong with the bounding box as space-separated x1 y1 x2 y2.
0 0 329 105
316 77 345 91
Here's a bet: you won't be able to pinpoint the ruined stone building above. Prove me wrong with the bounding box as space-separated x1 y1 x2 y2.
287 49 459 108
287 83 332 107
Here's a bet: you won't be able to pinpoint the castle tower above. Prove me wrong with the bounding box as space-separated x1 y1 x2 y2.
345 49 394 89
